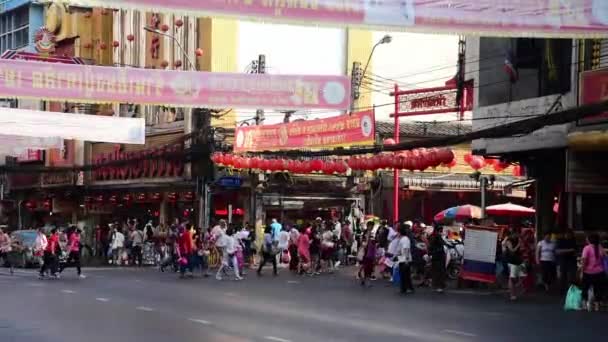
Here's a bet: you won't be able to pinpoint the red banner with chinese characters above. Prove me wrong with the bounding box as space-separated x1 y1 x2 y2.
579 68 608 124
234 110 375 153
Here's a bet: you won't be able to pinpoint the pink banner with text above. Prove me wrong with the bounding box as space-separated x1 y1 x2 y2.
0 59 350 110
234 110 375 153
59 0 608 38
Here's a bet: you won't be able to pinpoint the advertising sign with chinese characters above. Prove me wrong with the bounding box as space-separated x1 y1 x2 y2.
0 59 350 110
234 110 375 153
57 0 608 38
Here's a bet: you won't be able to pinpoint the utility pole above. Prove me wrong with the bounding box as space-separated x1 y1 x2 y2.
350 61 363 112
250 54 266 250
253 54 266 125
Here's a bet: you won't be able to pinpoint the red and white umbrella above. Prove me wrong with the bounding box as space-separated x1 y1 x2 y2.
486 203 535 217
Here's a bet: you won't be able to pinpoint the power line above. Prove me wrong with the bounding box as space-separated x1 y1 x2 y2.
244 100 608 158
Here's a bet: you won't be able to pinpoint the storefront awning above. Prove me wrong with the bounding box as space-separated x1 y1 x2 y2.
568 130 608 151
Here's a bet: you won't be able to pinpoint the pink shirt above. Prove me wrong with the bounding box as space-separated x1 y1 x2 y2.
297 233 310 259
582 244 606 275
68 234 81 253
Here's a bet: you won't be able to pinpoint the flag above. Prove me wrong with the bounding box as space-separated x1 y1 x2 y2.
504 50 518 83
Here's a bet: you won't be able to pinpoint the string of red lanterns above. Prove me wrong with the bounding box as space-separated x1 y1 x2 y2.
211 148 455 174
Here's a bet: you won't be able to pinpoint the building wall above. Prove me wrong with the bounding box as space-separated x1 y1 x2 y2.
467 36 579 154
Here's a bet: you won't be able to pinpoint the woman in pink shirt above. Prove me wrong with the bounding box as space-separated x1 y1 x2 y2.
580 233 606 311
297 226 311 275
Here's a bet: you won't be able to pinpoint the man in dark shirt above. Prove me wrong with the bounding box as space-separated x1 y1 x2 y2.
556 230 577 292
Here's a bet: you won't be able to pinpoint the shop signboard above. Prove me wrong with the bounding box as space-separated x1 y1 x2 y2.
461 225 499 284
0 59 350 110
58 0 608 38
41 171 75 188
92 143 185 182
579 67 608 125
234 110 375 153
216 176 243 189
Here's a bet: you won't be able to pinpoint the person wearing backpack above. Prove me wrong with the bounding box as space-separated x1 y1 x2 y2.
257 226 278 276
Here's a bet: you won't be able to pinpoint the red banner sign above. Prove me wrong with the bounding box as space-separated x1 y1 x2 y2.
92 144 184 181
234 111 375 153
579 68 608 124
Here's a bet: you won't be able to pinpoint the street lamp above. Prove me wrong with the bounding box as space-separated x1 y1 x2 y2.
352 34 392 111
361 34 392 87
143 26 196 70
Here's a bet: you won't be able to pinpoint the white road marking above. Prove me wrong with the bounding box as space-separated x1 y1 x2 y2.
188 318 212 325
443 329 478 337
286 280 300 284
25 282 44 287
448 290 493 296
136 306 155 312
96 298 110 302
61 289 76 294
264 336 292 342
223 292 238 297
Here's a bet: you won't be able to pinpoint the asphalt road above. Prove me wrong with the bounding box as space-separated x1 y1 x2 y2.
0 266 605 342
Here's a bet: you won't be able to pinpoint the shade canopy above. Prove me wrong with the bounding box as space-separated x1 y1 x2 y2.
486 203 536 217
434 204 482 223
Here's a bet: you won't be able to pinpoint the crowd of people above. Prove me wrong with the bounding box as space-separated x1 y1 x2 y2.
500 228 607 310
2 215 606 312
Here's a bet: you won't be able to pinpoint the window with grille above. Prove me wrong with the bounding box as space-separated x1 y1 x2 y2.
0 5 30 54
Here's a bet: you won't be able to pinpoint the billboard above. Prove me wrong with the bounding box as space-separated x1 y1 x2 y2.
579 67 608 125
58 0 608 38
234 110 375 153
0 59 350 110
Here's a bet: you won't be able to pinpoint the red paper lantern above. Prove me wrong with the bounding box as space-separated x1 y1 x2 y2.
84 12 92 18
84 42 93 49
123 194 133 202
99 42 107 50
438 148 455 165
174 60 182 68
242 157 251 169
127 34 135 42
383 138 396 146
485 158 496 166
175 19 184 27
160 60 169 68
167 192 178 202
223 154 234 166
463 153 473 164
136 193 147 202
370 155 382 171
336 160 348 174
112 41 120 48
311 159 324 172
109 195 118 204
258 159 269 171
299 161 311 173
512 165 523 177
470 156 485 170
24 200 35 210
427 148 441 168
160 24 170 32
494 161 509 172
250 157 261 169
232 157 243 169
183 192 194 201
446 159 457 168
195 48 204 57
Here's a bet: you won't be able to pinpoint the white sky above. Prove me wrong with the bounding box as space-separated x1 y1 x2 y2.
237 22 467 125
